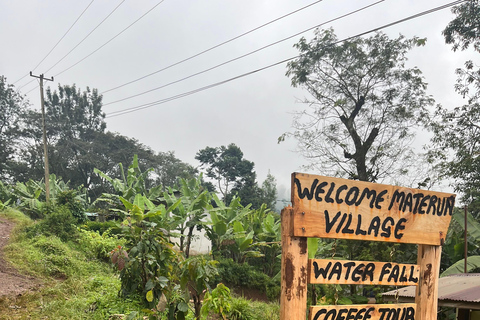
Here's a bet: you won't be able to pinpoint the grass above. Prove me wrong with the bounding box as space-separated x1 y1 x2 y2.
0 208 143 319
0 208 280 319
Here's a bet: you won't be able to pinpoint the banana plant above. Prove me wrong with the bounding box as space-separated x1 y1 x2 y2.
442 209 480 276
162 175 210 258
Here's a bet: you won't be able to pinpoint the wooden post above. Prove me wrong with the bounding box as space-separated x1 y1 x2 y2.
280 207 308 320
415 244 442 320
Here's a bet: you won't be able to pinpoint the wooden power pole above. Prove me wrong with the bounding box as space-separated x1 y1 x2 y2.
30 72 54 201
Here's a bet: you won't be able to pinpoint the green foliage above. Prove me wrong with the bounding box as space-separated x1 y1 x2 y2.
26 206 78 242
228 297 255 320
163 175 210 258
83 220 122 235
200 283 232 320
114 193 180 306
180 256 219 319
77 228 125 262
56 189 86 222
285 28 433 182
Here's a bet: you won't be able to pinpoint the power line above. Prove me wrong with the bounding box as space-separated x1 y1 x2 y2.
17 0 126 91
103 0 385 107
101 0 326 94
52 0 167 78
105 0 466 118
13 0 96 85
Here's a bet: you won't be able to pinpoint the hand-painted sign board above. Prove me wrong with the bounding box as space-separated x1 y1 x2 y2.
309 304 416 320
291 173 456 245
308 259 420 286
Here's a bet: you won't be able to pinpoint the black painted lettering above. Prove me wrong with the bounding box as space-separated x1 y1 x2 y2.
388 190 405 210
399 266 408 282
313 261 332 279
379 263 391 281
336 213 348 233
412 193 423 214
295 178 318 200
363 263 375 281
345 187 360 205
355 214 367 236
325 210 341 233
445 196 455 216
325 182 336 203
315 181 329 202
402 193 413 213
388 265 400 283
346 308 358 320
313 309 326 320
418 195 430 214
381 217 394 238
394 218 406 239
337 309 348 320
335 185 348 204
325 309 337 320
364 307 375 320
405 307 415 320
375 190 387 209
378 308 389 320
342 214 355 234
368 217 381 237
436 197 446 216
351 263 365 282
387 308 399 320
343 261 355 280
355 188 377 208
328 262 342 280
426 195 437 215
408 266 418 283
354 309 366 320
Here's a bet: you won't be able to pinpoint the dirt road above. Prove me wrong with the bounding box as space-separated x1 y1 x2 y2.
0 217 37 297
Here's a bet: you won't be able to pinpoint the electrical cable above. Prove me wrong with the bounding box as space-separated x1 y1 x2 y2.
101 0 326 94
52 0 166 78
13 0 96 86
17 0 126 91
105 0 466 118
103 0 385 106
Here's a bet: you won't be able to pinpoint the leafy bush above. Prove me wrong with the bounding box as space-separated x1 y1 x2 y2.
229 296 255 320
77 228 125 262
84 220 122 235
215 258 269 289
56 189 86 222
26 206 78 242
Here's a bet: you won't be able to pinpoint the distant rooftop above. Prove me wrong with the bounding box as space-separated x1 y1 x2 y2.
383 273 480 309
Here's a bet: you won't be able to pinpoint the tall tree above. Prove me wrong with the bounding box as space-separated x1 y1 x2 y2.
284 29 433 182
195 143 255 199
429 0 480 209
0 76 28 181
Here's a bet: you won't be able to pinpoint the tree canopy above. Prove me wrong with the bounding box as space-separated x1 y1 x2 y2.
285 28 433 182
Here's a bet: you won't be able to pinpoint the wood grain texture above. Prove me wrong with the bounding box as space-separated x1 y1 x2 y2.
292 173 455 245
308 259 420 286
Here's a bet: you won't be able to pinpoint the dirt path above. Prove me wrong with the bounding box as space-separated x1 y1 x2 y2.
0 217 38 297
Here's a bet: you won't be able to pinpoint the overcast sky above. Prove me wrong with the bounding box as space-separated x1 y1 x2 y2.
1 0 476 203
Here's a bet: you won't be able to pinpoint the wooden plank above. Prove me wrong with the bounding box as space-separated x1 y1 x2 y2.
308 259 420 286
280 207 308 320
415 244 442 320
309 304 416 320
291 173 455 245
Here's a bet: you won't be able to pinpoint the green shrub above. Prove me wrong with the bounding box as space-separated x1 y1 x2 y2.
56 189 86 223
77 228 125 262
215 258 269 289
229 297 255 320
26 206 78 242
84 220 122 235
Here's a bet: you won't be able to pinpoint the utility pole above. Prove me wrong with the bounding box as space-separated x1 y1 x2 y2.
30 72 54 202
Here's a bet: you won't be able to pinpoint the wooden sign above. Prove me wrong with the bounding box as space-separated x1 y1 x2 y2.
309 304 416 320
291 173 456 245
308 259 420 286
